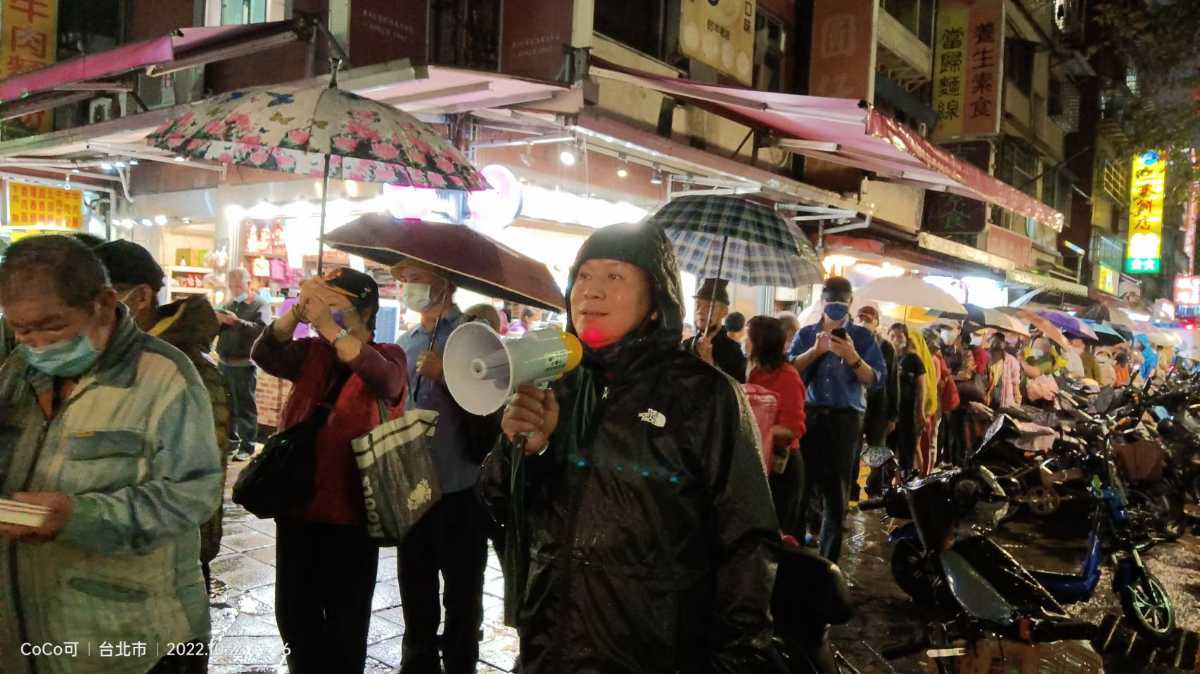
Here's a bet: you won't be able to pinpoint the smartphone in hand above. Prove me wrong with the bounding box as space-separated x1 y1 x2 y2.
831 327 848 340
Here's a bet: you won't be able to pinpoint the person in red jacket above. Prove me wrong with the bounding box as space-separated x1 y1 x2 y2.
747 315 808 537
251 268 407 674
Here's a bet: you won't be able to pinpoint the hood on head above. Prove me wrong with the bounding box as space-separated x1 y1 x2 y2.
565 221 683 351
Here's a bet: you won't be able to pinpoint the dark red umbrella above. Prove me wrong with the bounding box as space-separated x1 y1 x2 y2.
323 214 564 312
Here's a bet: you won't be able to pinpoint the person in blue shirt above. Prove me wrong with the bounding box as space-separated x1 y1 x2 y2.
393 259 488 674
787 276 885 562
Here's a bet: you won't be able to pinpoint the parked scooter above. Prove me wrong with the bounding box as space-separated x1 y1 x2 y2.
861 467 1105 672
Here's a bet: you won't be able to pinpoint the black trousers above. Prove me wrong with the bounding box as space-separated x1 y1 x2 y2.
769 449 805 537
220 363 258 452
799 407 864 563
397 488 489 674
275 520 379 674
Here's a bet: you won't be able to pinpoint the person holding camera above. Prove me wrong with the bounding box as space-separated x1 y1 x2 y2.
787 276 885 563
251 269 407 674
481 222 778 674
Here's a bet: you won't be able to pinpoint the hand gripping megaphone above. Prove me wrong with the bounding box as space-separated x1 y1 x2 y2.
444 322 583 416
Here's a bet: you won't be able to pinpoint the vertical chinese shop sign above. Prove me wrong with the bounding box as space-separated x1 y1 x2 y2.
932 0 1004 142
0 0 58 133
1126 151 1167 274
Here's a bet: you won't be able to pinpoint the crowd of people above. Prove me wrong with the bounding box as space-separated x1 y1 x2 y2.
0 226 1186 674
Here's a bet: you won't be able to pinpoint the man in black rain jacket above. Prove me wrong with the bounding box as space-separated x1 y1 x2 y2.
480 221 778 674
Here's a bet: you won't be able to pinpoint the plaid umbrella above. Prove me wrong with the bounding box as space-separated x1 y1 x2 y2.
647 195 822 288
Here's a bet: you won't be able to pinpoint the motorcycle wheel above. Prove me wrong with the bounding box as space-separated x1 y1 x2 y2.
891 539 937 607
1119 572 1175 643
981 462 1024 522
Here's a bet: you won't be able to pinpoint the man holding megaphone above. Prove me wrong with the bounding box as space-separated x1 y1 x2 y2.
481 221 778 674
392 259 491 674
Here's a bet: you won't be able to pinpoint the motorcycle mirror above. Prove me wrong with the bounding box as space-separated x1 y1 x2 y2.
1095 387 1115 414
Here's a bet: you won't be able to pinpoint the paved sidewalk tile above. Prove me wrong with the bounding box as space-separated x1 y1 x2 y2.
210 463 519 673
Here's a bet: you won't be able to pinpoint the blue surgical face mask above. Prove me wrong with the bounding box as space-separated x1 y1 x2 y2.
823 301 850 322
19 333 100 378
234 292 248 303
1032 348 1046 359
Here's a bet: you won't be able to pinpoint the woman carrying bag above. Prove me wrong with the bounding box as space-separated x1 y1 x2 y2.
250 268 408 674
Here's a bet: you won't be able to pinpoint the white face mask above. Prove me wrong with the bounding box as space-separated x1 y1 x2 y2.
403 282 434 312
970 334 983 346
940 329 954 343
1032 348 1045 359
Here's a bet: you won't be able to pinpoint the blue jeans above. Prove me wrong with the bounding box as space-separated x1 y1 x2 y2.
220 363 258 452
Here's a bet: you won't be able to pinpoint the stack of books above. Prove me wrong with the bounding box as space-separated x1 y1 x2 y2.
0 499 49 527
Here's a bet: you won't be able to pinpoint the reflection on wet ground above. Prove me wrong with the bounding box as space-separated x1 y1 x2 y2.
209 465 1200 673
832 507 1200 673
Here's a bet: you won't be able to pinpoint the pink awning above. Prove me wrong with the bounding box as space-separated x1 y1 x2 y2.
591 65 1064 232
0 20 300 103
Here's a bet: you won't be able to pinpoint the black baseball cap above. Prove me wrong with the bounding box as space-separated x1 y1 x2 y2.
93 240 165 292
323 267 379 314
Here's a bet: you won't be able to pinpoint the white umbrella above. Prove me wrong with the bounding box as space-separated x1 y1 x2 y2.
853 275 967 319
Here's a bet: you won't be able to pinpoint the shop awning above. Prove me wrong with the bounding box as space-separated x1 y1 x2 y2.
0 20 302 106
591 65 1064 232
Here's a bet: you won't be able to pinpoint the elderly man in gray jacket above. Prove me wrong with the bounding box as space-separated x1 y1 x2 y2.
0 236 221 674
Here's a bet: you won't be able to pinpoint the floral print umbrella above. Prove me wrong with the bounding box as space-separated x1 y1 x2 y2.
147 73 488 270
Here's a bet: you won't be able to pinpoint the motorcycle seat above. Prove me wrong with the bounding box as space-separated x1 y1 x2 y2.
773 542 854 629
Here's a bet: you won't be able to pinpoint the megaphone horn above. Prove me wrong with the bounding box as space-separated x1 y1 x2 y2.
444 322 583 416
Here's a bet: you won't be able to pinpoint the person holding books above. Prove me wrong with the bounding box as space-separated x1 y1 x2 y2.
0 236 221 674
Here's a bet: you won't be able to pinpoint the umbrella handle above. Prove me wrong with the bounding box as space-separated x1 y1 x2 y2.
703 236 729 336
412 316 441 401
317 153 332 276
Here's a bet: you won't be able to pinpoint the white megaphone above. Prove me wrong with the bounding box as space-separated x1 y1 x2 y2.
444 322 584 416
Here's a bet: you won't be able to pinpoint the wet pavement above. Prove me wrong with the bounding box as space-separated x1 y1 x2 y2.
205 463 518 674
207 463 1200 673
832 506 1200 673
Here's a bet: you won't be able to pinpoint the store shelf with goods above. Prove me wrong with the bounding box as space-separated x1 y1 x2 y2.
166 265 214 275
169 287 210 296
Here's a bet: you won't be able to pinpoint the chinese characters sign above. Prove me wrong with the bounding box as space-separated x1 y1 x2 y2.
806 0 877 192
1126 151 1167 274
0 0 58 132
679 0 757 86
1095 264 1118 295
932 0 1004 141
808 0 877 101
7 182 82 229
1174 275 1200 306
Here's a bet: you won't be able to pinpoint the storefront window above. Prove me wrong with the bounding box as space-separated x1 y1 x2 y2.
220 0 267 25
1005 38 1036 96
594 0 668 60
753 10 788 92
880 0 935 46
